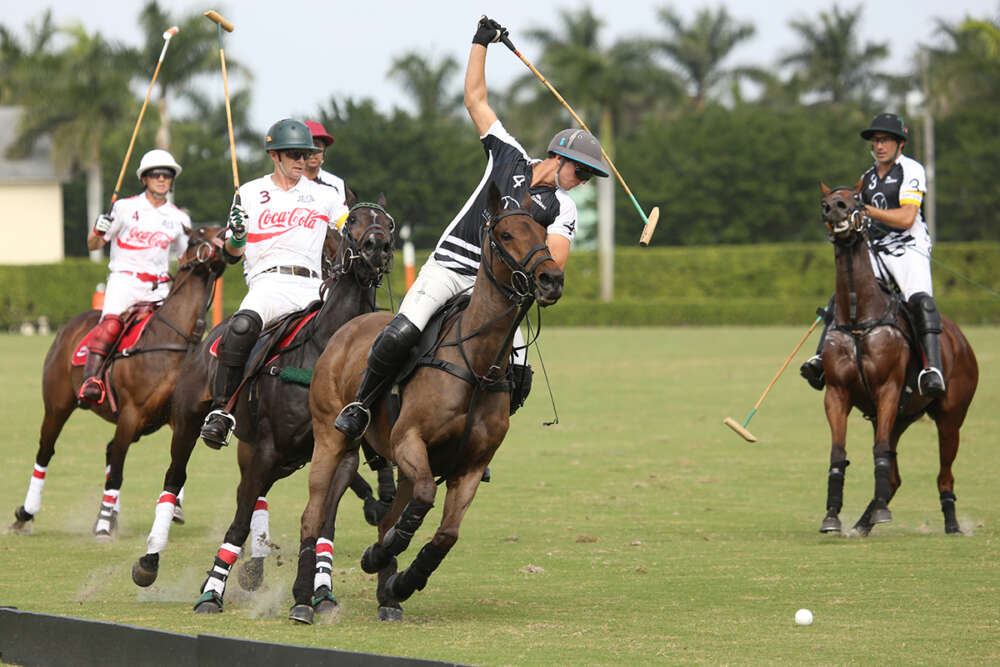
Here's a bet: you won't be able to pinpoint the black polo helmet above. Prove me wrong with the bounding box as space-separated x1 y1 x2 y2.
860 113 908 142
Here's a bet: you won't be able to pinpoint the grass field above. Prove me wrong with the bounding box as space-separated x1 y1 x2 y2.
0 326 997 665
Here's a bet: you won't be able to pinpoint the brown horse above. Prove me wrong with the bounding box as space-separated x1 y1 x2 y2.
290 183 563 623
817 183 978 535
10 227 227 539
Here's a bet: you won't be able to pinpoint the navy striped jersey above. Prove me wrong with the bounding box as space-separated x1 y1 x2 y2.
432 120 577 276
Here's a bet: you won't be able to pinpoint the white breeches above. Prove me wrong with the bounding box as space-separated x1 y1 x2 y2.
238 273 323 328
869 243 933 300
101 272 170 318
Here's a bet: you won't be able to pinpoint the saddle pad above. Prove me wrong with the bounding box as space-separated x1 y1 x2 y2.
209 310 319 360
71 312 156 367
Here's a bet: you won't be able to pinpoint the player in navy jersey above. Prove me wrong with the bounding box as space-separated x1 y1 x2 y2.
333 16 610 441
801 113 946 397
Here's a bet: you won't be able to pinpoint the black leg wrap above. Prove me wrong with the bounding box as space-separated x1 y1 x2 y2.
389 542 449 602
873 454 892 504
293 538 317 605
940 491 960 533
382 500 433 557
825 459 850 513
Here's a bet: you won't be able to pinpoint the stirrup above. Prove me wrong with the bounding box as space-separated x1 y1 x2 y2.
335 401 372 440
917 367 946 397
201 409 236 449
800 355 825 391
77 377 106 405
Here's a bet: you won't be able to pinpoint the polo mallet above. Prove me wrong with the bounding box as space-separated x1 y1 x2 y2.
204 10 240 202
498 29 660 246
105 26 179 216
724 314 824 442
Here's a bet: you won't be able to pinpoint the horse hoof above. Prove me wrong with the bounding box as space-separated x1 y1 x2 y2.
378 606 403 622
193 591 223 614
819 516 842 533
312 588 340 616
172 505 185 525
363 497 391 526
289 604 314 625
945 522 963 535
237 556 265 591
94 530 114 544
385 573 415 602
8 521 31 535
131 558 159 587
852 522 872 537
361 543 386 574
870 508 892 524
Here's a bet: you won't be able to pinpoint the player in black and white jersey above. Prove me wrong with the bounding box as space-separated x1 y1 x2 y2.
801 113 945 397
333 16 610 441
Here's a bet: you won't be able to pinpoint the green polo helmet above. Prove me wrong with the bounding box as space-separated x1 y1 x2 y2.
547 128 610 177
264 119 321 152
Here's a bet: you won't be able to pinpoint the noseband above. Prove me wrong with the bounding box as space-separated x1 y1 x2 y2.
335 202 395 287
822 187 869 245
481 209 554 302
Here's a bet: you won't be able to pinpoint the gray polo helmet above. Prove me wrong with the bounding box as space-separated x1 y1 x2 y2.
860 113 908 142
264 119 321 152
547 129 610 177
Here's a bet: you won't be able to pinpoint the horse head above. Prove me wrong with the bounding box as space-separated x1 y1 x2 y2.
178 225 227 277
481 182 564 307
820 180 868 243
332 190 395 287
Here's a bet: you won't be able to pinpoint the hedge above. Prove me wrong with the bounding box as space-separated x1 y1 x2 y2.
4 242 998 330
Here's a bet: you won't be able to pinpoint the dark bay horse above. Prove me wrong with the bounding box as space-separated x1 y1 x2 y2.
10 227 227 539
135 196 395 598
291 183 563 623
817 183 977 535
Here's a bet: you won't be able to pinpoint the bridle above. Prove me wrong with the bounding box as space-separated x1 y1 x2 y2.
328 202 395 290
480 208 554 303
822 187 869 246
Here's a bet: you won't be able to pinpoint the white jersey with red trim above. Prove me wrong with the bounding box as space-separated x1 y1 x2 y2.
239 173 341 281
103 193 191 275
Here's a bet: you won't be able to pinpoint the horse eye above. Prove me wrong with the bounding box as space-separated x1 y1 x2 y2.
500 231 513 241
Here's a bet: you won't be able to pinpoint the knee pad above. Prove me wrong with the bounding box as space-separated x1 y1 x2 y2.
220 310 262 367
94 315 123 345
509 364 533 416
907 293 942 334
369 313 421 372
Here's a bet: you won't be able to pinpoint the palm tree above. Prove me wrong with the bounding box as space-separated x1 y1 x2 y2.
0 10 58 104
387 52 463 120
137 2 248 150
8 23 139 261
781 4 889 105
925 15 1000 115
651 6 763 111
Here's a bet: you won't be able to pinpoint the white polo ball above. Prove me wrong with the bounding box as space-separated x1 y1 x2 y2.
794 608 813 626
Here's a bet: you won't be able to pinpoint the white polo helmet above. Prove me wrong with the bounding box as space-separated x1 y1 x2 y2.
136 149 183 180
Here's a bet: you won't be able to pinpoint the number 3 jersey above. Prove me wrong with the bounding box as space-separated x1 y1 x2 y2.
432 120 578 277
103 194 191 275
860 153 930 252
239 174 341 280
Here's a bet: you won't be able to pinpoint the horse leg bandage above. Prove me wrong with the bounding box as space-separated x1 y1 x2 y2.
825 460 850 513
146 491 177 554
104 466 122 511
873 455 892 504
23 464 47 516
95 488 120 534
202 543 241 596
250 497 270 558
392 542 448 600
382 500 433 557
313 538 334 592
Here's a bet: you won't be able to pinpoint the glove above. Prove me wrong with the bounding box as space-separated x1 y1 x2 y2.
93 214 112 235
472 16 507 47
228 201 248 247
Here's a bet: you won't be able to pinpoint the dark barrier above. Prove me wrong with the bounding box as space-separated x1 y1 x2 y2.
0 608 465 667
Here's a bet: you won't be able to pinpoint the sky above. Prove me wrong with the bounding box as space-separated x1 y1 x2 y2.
5 0 997 131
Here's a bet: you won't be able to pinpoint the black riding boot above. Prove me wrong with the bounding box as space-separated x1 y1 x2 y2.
908 292 946 398
201 310 262 448
800 296 834 390
335 313 421 440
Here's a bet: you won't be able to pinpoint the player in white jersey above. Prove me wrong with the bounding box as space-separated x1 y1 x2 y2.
333 16 610 441
801 113 946 397
304 120 350 225
77 149 191 405
200 119 341 447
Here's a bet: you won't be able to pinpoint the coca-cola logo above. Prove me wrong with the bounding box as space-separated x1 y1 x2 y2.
118 227 172 250
258 207 324 230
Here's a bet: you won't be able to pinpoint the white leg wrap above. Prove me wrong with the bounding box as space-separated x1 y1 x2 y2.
177 487 185 504
23 464 47 515
314 537 334 591
250 497 270 558
104 465 121 512
146 492 177 554
95 488 120 534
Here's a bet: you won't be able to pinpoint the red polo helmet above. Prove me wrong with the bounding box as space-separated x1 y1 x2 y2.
305 121 334 147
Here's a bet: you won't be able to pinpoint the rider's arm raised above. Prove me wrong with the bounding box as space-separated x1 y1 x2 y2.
465 45 498 137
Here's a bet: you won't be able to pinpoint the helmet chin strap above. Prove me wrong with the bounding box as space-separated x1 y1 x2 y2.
554 157 566 190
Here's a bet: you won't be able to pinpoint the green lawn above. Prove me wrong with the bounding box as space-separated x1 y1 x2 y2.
0 327 997 665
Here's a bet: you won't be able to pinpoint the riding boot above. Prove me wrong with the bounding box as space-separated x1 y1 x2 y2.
800 296 834 391
908 293 946 398
201 310 262 448
77 314 123 406
335 313 421 440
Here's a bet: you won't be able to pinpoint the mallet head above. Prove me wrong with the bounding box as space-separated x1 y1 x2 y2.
162 26 179 40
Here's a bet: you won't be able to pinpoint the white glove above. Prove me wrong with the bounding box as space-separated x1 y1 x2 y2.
94 214 113 235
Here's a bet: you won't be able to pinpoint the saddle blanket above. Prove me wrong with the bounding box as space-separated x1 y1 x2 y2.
71 312 156 367
208 311 318 362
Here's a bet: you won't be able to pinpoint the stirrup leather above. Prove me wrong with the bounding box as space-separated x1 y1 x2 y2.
202 409 236 447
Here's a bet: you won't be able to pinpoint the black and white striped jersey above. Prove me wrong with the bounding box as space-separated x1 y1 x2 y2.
432 120 577 276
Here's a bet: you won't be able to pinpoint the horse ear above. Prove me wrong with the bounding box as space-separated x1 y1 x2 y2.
820 182 831 196
853 178 864 195
377 192 386 208
487 181 501 219
345 187 358 208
